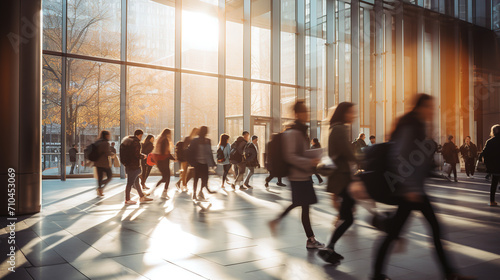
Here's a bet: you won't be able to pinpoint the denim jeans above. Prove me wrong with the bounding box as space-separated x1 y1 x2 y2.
125 167 143 201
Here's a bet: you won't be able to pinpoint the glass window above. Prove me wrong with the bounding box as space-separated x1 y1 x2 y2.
127 67 175 137
42 55 62 176
43 0 62 52
251 82 271 116
182 0 219 73
226 0 244 77
251 0 271 81
281 87 296 120
67 59 121 174
281 0 296 85
67 0 121 59
128 0 175 67
181 73 219 141
226 79 243 117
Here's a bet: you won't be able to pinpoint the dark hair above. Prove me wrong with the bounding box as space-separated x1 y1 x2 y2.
448 135 454 141
312 138 319 145
293 100 307 113
252 135 258 141
72 144 77 147
199 126 208 138
491 124 500 137
369 135 375 140
412 93 434 111
219 133 229 147
329 102 354 124
242 131 249 136
144 134 154 144
111 142 115 145
99 130 110 140
134 129 144 136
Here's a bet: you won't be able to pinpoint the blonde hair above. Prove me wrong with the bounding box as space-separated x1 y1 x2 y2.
153 128 172 155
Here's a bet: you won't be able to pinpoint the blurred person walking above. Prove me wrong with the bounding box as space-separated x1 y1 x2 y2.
482 124 500 206
371 94 473 280
94 130 114 196
459 136 478 178
140 135 155 190
217 133 232 190
150 129 175 199
120 129 153 204
188 126 216 201
176 127 199 191
318 102 358 264
310 138 324 184
265 133 287 190
442 135 460 182
230 131 250 190
268 100 324 250
243 135 259 189
369 135 376 146
69 144 78 174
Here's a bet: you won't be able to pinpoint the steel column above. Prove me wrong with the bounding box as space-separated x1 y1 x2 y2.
243 0 251 131
271 0 281 133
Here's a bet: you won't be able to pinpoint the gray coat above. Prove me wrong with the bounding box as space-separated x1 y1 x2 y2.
283 129 314 181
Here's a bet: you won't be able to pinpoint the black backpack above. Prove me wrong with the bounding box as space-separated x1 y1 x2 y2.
358 142 399 205
266 133 290 177
217 146 225 162
119 137 136 166
84 141 99 162
175 141 186 162
229 141 243 164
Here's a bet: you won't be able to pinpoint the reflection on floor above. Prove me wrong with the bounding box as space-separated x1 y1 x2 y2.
1 173 499 280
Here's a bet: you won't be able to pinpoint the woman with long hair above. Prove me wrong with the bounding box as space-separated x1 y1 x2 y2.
217 133 231 189
189 126 216 201
140 135 155 190
94 130 113 196
150 129 175 199
176 127 199 191
318 102 358 263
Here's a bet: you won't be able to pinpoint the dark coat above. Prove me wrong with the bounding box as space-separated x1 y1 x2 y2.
69 148 77 162
327 123 356 194
141 142 154 156
244 143 259 167
459 142 478 160
442 142 459 164
189 137 216 167
121 136 142 169
94 139 112 168
483 136 500 174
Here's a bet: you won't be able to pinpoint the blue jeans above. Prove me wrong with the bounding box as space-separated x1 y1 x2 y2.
125 167 143 201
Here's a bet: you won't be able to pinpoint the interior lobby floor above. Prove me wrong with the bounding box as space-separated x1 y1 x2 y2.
1 173 499 280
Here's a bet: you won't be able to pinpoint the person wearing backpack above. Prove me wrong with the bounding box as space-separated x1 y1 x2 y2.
217 133 231 190
187 126 216 201
268 100 324 250
175 127 199 192
94 130 114 197
370 94 473 280
317 102 357 264
140 135 155 190
264 132 287 190
230 131 250 190
120 129 153 205
243 135 259 189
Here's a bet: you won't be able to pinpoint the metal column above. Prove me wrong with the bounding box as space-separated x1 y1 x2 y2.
338 1 345 102
384 10 394 140
119 0 128 179
61 0 67 181
174 0 182 145
416 14 425 93
326 0 336 108
363 7 371 129
394 2 405 117
296 0 305 99
351 0 360 140
218 0 226 136
310 0 318 139
374 0 384 143
243 0 251 131
271 0 281 133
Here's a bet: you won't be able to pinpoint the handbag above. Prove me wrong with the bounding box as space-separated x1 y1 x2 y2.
146 153 157 166
442 162 452 175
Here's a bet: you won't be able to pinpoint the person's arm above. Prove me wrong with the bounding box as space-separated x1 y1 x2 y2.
283 130 315 172
134 140 143 159
329 126 356 163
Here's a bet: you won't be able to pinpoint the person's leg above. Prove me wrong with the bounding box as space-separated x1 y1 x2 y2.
201 164 209 190
125 167 134 201
452 164 457 180
96 167 104 188
101 167 112 189
180 161 188 186
222 164 230 184
70 162 75 174
233 164 239 182
277 177 283 184
326 190 355 250
464 158 470 176
140 161 147 185
193 164 200 199
132 168 144 198
470 158 475 176
164 166 171 191
244 166 254 185
418 197 454 276
301 205 314 238
373 204 412 277
490 175 499 203
278 203 297 220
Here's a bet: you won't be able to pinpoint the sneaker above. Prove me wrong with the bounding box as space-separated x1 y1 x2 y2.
125 200 137 205
161 190 169 199
175 181 181 191
317 248 343 264
240 185 248 190
488 201 498 206
265 182 269 188
244 184 253 189
140 196 153 203
470 175 474 179
96 188 104 197
306 239 325 249
277 182 286 187
221 184 225 190
467 175 470 178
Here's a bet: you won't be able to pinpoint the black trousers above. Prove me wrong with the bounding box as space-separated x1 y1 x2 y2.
155 160 171 191
222 164 231 183
96 167 112 189
193 163 209 197
140 159 152 185
327 188 355 249
464 158 475 176
70 161 76 174
278 203 314 238
265 172 283 184
447 162 457 179
490 175 499 202
373 196 454 277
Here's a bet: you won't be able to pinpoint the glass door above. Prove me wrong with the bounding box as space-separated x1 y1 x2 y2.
251 117 271 173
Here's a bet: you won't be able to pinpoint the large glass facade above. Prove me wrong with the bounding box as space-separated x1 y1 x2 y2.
42 0 500 178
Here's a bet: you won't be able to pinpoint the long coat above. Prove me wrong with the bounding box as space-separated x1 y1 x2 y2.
327 123 356 194
483 136 500 174
442 142 459 164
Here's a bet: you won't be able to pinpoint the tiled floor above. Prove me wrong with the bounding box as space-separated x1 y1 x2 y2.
1 173 499 280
